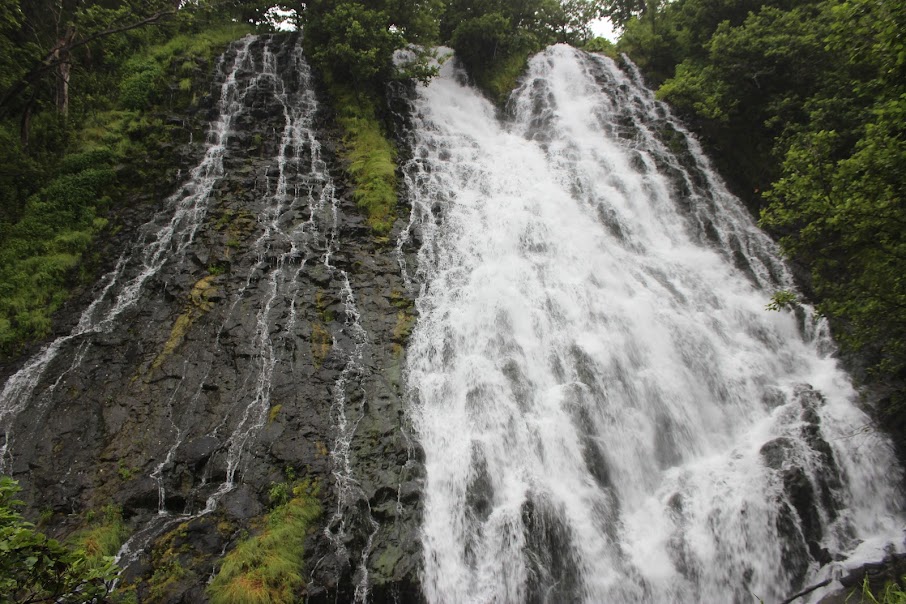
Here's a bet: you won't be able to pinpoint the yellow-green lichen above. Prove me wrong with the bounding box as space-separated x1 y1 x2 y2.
311 322 332 368
152 274 219 369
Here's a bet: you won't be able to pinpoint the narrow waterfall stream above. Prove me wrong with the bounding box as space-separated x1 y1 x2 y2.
0 34 386 593
404 46 903 603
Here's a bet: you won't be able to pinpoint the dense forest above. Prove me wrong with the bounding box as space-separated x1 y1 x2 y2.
0 0 904 601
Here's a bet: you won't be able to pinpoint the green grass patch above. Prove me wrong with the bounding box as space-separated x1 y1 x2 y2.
68 504 129 563
331 86 398 234
208 479 322 604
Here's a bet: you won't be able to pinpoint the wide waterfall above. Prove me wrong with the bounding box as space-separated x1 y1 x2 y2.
403 45 903 603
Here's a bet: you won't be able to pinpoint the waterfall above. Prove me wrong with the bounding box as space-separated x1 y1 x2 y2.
404 45 904 603
0 33 380 591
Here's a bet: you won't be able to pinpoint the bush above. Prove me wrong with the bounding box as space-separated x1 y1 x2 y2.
332 87 399 235
0 477 118 602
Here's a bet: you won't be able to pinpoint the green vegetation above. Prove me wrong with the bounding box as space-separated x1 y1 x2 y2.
208 479 321 604
0 476 118 602
0 1 255 360
144 522 192 601
69 504 130 563
298 0 605 232
851 575 906 604
440 0 604 103
0 148 115 353
617 0 906 424
301 0 439 235
0 0 607 357
335 88 399 233
118 24 253 112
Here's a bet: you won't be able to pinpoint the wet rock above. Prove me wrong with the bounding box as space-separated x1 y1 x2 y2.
221 485 263 520
121 477 161 515
176 436 220 470
3 33 424 602
760 437 795 470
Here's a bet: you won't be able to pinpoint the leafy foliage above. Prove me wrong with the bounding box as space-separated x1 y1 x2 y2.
441 0 603 101
0 476 118 603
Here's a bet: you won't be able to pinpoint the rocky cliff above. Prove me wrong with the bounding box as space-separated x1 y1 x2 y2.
0 33 423 603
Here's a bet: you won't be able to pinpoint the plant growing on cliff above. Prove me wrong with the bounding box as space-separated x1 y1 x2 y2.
0 477 118 603
69 504 129 564
208 479 321 604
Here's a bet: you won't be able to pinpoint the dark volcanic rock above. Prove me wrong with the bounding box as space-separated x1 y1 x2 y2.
0 33 424 602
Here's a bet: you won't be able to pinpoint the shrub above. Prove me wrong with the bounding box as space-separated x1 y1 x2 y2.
0 477 118 602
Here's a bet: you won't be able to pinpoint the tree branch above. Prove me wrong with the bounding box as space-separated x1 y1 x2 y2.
779 577 833 604
0 9 176 114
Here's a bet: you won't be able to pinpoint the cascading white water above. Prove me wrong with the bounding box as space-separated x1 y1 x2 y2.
404 45 903 603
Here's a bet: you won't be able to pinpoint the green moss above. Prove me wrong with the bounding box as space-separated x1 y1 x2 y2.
208 480 322 604
331 86 398 234
314 289 335 323
117 460 135 481
208 263 227 276
389 289 413 310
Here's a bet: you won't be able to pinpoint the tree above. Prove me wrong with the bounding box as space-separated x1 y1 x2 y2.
301 0 440 91
0 477 118 603
0 0 182 145
759 0 906 398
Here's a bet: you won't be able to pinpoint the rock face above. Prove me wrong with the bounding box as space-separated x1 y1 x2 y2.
0 33 423 603
760 385 850 591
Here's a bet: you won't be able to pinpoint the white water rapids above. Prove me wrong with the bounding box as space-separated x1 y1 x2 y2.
403 45 904 603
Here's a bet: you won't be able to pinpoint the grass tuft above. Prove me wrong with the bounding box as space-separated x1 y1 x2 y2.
208 480 321 604
69 505 129 563
331 86 398 234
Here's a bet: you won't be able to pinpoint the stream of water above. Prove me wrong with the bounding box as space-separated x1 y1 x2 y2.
403 45 904 604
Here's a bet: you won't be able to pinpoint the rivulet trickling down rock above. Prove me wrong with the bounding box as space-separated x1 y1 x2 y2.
0 33 423 603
